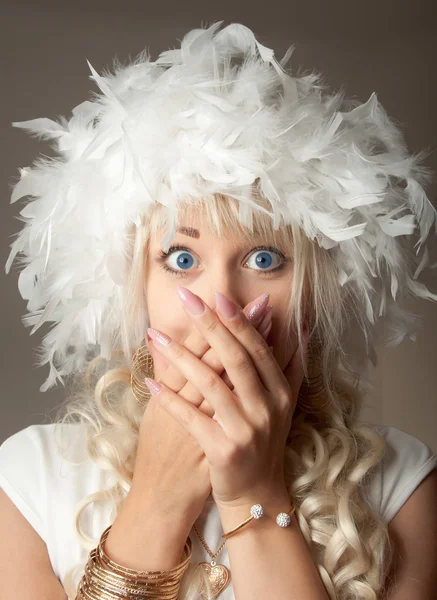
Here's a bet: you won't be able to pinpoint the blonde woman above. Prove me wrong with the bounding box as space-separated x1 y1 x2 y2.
1 21 437 600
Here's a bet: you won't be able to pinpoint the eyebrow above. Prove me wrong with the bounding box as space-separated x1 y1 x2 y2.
176 227 200 239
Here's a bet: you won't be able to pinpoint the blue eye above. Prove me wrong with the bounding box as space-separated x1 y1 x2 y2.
246 250 280 271
165 249 198 271
158 245 287 277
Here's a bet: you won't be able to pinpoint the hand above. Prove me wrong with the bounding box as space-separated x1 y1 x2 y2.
151 293 274 419
132 393 211 526
132 293 273 527
144 288 309 510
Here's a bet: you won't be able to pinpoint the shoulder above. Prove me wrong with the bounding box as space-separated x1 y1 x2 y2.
361 422 437 524
0 422 92 541
0 422 87 469
384 470 437 598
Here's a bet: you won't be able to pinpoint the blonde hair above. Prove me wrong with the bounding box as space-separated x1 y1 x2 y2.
52 192 393 599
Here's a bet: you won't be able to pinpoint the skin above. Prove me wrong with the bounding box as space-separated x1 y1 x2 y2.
105 213 312 579
105 206 316 592
145 209 298 381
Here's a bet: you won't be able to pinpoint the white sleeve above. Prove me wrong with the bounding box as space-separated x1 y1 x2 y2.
379 425 437 524
0 425 46 542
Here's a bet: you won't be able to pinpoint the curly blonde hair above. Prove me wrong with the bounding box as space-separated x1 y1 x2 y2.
52 193 393 599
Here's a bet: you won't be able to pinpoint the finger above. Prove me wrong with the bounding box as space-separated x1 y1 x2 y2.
282 323 310 407
213 292 293 401
179 311 271 412
176 288 287 416
152 294 272 406
174 292 268 417
145 378 226 459
147 328 247 439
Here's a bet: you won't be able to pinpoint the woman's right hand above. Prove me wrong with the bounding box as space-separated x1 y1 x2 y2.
130 294 273 528
152 292 273 416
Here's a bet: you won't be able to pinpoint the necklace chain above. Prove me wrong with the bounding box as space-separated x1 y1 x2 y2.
193 523 227 561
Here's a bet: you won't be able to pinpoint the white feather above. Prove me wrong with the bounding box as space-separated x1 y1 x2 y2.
5 21 437 391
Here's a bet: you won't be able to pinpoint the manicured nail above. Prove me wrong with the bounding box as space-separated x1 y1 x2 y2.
257 305 273 331
258 316 271 338
260 320 273 339
177 286 205 315
144 377 162 395
247 293 270 320
214 291 239 318
147 328 172 346
260 321 272 340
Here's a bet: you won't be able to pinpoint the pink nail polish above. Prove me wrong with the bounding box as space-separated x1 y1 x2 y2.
214 291 238 318
257 305 273 331
147 327 172 346
259 318 272 338
177 286 205 315
144 377 162 395
247 293 270 320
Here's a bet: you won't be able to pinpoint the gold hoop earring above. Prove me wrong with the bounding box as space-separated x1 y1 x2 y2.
130 340 155 406
297 335 328 408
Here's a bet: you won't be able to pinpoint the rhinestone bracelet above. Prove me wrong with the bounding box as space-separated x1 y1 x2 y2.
222 503 296 540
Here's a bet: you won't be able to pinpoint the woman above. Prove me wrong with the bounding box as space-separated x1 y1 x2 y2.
1 21 437 600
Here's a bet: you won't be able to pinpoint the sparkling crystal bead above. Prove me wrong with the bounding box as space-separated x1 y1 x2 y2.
276 512 291 527
250 504 264 519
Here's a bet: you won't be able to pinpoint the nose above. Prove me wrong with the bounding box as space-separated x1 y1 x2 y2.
198 285 244 314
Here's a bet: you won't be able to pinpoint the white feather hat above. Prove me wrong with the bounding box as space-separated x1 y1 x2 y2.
5 21 437 391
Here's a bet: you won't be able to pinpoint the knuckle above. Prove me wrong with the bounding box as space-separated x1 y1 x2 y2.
232 317 249 335
203 371 222 393
233 350 251 373
172 343 185 360
224 440 242 464
204 317 220 335
180 404 196 427
215 441 236 467
239 424 256 446
252 340 271 363
276 388 291 409
253 408 271 431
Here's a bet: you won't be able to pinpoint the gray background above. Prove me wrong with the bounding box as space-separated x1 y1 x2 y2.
1 1 436 449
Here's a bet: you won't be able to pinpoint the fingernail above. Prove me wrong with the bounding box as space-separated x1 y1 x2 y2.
257 305 273 332
177 286 206 316
247 293 270 320
147 328 172 346
214 291 238 318
144 377 162 395
259 318 272 338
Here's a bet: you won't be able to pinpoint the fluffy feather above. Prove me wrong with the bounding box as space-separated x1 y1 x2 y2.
5 21 437 391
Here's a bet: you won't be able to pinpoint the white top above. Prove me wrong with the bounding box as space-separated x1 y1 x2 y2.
0 422 436 599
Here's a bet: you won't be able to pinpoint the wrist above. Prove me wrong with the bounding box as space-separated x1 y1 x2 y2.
127 481 194 536
216 485 292 523
105 488 192 571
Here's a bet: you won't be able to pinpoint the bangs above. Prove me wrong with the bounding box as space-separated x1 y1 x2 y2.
145 192 295 252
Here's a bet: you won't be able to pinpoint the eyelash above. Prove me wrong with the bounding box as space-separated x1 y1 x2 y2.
158 244 289 277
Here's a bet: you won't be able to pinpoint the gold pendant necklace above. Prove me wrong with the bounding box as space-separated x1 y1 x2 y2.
193 523 231 599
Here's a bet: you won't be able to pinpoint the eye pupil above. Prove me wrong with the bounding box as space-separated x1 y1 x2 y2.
255 252 272 268
176 252 193 269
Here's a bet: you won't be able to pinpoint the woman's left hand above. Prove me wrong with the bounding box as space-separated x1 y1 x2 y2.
145 287 309 510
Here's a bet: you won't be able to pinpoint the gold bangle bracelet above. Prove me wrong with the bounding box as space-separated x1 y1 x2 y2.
222 504 296 540
85 553 184 596
75 525 193 600
98 525 192 580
